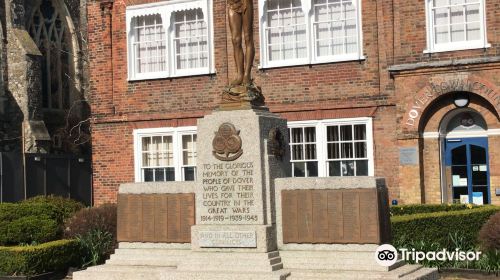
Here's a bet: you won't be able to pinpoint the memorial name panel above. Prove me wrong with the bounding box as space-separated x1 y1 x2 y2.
117 193 194 243
200 162 259 224
281 189 383 244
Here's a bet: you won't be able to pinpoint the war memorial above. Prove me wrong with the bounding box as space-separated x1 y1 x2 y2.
74 1 439 279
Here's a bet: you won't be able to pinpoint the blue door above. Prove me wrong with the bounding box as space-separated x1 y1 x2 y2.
444 137 490 204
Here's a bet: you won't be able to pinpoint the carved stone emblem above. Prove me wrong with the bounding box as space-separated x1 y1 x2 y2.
213 123 243 161
268 128 285 161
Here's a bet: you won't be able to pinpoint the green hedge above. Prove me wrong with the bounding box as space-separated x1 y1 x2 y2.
0 240 81 276
24 196 84 223
0 196 84 246
391 205 500 248
0 215 59 245
390 203 481 216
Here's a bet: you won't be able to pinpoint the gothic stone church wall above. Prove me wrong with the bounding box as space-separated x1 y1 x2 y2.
0 0 89 154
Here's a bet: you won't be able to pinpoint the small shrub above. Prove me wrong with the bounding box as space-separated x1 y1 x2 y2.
0 239 81 276
390 203 480 216
0 216 58 246
0 203 60 245
76 229 114 267
64 203 117 243
0 197 84 246
475 249 500 273
24 195 84 224
479 212 500 251
0 203 57 222
64 204 117 268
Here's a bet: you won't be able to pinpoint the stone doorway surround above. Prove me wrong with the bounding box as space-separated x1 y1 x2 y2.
390 62 500 205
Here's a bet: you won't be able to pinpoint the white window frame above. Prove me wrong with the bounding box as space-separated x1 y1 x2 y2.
258 0 364 69
424 0 490 53
126 0 215 81
288 117 374 177
133 126 197 182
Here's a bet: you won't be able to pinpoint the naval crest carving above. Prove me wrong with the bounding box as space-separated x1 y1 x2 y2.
212 123 243 161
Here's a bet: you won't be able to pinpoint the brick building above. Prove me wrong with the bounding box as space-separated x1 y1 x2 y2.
88 0 500 206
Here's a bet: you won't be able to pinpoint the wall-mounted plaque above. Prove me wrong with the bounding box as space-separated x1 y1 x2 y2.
399 147 418 165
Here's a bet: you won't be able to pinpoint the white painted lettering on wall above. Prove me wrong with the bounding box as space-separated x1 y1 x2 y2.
405 79 499 127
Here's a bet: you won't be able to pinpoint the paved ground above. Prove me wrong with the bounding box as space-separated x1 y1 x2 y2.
60 271 498 280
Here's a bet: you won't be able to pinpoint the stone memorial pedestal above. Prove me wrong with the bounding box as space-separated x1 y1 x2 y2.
176 108 291 279
73 108 438 280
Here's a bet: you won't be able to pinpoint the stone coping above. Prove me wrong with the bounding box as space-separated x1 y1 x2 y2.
277 243 380 251
118 242 191 249
275 176 386 190
388 56 500 73
119 182 196 194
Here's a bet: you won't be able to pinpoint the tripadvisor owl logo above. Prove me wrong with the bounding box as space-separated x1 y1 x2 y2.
375 244 398 267
375 244 482 266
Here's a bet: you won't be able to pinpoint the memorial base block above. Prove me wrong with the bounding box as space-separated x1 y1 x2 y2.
74 108 438 280
191 225 276 252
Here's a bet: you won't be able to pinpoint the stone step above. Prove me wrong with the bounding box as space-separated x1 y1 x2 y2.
282 259 405 272
73 265 175 280
279 250 376 258
279 245 380 252
105 257 180 267
188 251 280 259
400 267 439 280
113 248 192 256
286 265 438 280
84 264 176 272
178 261 284 272
162 270 291 280
75 266 290 280
184 254 282 263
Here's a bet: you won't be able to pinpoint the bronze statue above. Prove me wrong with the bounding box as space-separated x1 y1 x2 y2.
224 0 264 105
228 0 254 86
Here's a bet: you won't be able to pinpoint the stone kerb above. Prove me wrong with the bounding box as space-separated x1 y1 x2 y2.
119 181 196 194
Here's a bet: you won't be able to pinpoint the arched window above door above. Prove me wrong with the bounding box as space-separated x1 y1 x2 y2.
28 0 71 110
441 109 487 138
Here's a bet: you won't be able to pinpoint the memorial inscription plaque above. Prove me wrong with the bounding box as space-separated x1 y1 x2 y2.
199 230 257 248
199 161 259 224
193 109 290 252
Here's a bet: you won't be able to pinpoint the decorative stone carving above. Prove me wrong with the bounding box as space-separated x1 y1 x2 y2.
222 83 265 106
268 127 285 161
10 0 25 28
212 123 243 161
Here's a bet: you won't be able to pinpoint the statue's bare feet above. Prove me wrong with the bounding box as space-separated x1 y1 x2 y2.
242 75 251 85
230 76 243 86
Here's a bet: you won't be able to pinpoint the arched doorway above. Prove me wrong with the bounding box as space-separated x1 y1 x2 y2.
440 108 490 204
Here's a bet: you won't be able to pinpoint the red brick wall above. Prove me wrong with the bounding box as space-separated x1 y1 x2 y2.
88 0 500 205
393 0 500 64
